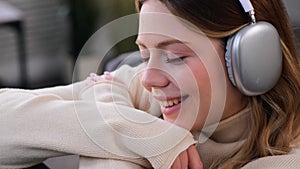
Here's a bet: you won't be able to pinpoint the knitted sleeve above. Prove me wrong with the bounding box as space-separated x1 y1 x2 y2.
32 81 86 100
78 65 196 168
0 65 196 169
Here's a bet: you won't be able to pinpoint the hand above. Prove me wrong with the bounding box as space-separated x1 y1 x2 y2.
170 145 203 169
85 71 113 86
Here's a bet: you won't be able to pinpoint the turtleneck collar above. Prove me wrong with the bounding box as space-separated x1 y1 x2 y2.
193 105 251 169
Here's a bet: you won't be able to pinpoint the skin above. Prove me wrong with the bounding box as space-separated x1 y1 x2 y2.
136 0 248 168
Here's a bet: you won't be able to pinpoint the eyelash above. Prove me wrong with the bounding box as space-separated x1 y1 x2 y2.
166 56 186 64
139 49 187 65
140 56 187 65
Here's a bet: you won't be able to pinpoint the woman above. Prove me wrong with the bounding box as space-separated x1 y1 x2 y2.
1 0 300 169
135 0 300 168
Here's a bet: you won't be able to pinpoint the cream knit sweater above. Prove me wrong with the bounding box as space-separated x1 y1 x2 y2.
0 65 299 169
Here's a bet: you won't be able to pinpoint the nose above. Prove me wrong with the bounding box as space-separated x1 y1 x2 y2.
140 67 169 92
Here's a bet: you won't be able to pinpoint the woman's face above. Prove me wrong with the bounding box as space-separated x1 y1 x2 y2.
137 0 247 131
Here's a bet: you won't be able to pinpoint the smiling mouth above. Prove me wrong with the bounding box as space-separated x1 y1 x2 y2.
158 95 188 108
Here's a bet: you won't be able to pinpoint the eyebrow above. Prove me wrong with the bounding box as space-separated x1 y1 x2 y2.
135 39 188 49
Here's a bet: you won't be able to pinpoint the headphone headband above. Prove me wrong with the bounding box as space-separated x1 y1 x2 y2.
239 0 256 23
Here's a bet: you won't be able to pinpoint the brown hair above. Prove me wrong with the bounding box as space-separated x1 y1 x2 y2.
136 0 300 168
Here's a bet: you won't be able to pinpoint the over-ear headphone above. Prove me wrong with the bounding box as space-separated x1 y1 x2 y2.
225 0 282 96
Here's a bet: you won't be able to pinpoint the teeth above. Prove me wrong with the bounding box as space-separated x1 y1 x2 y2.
173 99 179 105
160 99 181 107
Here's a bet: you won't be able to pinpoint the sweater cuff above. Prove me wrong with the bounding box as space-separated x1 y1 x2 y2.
147 132 197 169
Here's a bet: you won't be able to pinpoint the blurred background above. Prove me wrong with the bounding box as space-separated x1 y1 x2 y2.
0 0 299 168
0 0 138 89
0 0 299 89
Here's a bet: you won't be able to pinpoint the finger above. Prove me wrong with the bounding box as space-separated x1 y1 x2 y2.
85 73 104 85
179 150 188 169
171 157 181 169
85 73 98 86
103 71 113 80
188 145 203 169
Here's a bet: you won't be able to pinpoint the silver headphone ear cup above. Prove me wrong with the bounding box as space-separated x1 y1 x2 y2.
224 22 282 96
225 36 237 86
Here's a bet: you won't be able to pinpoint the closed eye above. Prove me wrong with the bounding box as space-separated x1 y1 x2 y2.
166 56 186 64
139 48 150 63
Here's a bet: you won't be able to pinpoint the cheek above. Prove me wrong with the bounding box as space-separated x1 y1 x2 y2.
192 49 230 129
193 64 212 105
189 60 211 96
188 60 213 130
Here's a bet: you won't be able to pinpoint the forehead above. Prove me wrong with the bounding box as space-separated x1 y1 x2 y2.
138 0 191 42
137 0 223 57
137 0 209 48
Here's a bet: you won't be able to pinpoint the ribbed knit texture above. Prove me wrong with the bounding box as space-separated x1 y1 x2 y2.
0 65 299 169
